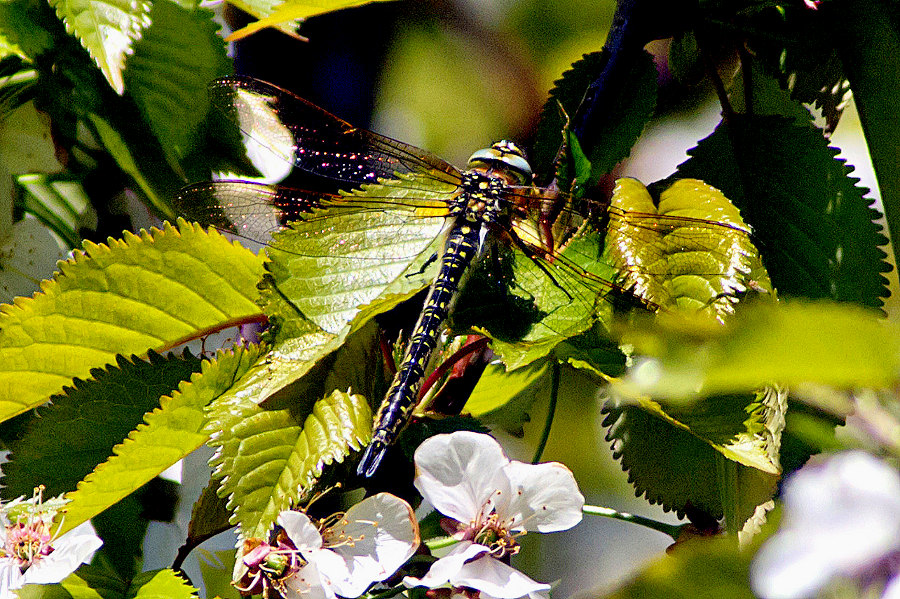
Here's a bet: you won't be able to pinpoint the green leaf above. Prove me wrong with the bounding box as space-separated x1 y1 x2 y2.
57 345 263 536
533 50 657 185
17 567 197 599
619 300 900 400
48 0 151 94
15 173 96 249
465 359 552 435
606 177 773 317
267 175 446 336
602 396 781 528
674 115 890 309
2 350 202 499
0 220 266 422
828 0 900 287
181 479 233 560
738 2 849 133
87 114 173 218
0 1 54 60
600 536 757 599
128 569 197 599
227 0 396 40
209 388 372 540
123 2 231 169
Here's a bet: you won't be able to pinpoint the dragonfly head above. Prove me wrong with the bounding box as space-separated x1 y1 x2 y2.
467 140 533 185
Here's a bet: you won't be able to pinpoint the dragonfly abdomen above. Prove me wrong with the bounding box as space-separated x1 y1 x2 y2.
357 219 483 477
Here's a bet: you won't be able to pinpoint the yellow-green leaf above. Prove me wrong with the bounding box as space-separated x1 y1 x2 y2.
0 220 265 423
58 346 263 535
227 0 395 40
48 0 151 94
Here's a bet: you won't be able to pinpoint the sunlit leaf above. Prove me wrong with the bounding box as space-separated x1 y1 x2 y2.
608 177 773 317
58 346 262 535
0 220 265 424
227 0 395 41
266 175 446 336
209 388 372 540
2 350 203 499
48 0 151 94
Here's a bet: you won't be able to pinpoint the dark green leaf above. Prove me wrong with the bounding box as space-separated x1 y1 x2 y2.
674 115 890 308
828 0 900 286
2 350 202 499
58 345 263 535
533 50 657 185
601 398 779 527
124 1 231 170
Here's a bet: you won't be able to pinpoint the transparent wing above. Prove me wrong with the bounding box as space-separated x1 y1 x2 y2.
209 76 462 188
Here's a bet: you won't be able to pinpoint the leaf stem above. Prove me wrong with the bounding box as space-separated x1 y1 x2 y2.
583 504 682 539
532 360 560 463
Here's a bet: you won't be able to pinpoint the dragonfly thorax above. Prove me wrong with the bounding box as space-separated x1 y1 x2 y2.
466 140 533 185
456 171 512 229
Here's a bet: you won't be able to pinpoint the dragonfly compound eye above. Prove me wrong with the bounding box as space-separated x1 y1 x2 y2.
467 140 533 185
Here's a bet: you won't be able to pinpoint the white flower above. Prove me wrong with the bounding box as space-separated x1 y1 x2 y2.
0 490 102 598
751 451 900 599
404 431 584 599
237 493 419 598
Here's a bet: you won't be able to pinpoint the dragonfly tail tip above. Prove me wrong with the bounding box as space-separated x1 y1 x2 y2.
357 441 388 478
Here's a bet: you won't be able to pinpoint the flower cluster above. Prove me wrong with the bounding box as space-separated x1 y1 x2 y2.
0 487 103 598
405 431 585 599
235 432 584 599
236 492 420 599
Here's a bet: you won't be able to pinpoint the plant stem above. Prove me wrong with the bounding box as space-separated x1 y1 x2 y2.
532 360 560 464
425 536 458 551
583 504 682 539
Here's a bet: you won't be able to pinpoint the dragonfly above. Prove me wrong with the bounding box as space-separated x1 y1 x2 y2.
175 76 768 478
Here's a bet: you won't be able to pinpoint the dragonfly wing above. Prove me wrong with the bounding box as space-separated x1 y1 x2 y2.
173 180 341 246
266 174 457 335
210 76 462 188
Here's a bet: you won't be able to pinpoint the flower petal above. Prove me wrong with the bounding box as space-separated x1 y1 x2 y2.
451 553 551 599
499 461 584 533
414 432 510 524
750 529 846 599
279 511 324 551
305 548 352 593
283 561 333 599
403 542 488 589
0 560 25 592
751 451 900 599
882 574 900 599
22 521 103 585
325 493 419 597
